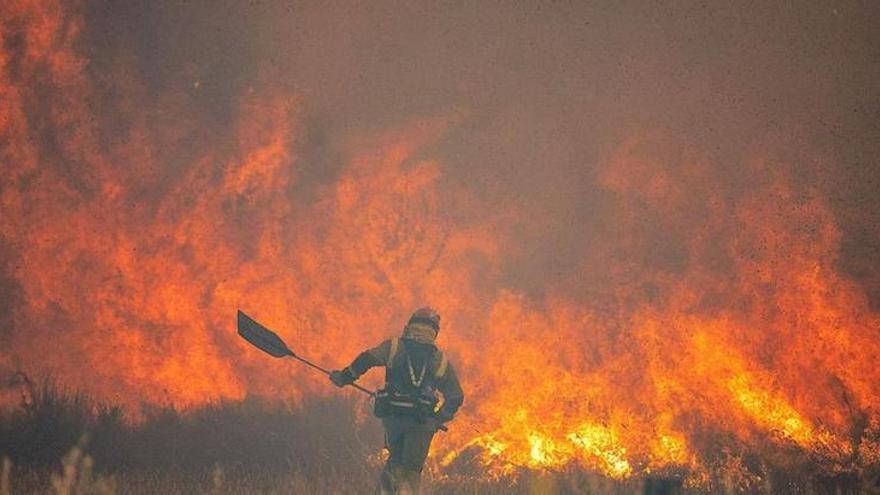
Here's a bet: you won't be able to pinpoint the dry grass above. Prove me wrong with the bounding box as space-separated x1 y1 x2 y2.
7 454 870 495
0 382 876 494
0 457 644 495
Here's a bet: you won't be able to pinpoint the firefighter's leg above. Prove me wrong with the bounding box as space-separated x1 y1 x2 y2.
378 418 406 494
396 421 437 494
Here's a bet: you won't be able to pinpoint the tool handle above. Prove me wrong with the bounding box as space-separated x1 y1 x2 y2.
288 353 375 397
349 382 375 396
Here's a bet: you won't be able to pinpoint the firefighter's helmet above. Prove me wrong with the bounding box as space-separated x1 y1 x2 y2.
407 307 440 333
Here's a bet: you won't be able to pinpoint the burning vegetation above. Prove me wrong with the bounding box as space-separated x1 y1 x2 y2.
2 0 880 492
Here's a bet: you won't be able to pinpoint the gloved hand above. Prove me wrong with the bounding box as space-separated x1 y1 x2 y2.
329 369 353 387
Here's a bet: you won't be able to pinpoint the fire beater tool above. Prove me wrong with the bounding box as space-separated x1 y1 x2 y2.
236 310 449 432
237 309 375 396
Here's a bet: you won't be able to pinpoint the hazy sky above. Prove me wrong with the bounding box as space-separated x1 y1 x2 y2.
75 1 880 300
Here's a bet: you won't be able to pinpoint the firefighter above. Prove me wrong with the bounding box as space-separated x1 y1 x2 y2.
329 307 464 494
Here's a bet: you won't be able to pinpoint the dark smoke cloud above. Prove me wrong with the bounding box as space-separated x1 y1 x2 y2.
76 0 880 301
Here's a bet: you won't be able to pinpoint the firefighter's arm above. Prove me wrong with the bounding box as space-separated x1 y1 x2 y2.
329 339 391 387
435 362 464 422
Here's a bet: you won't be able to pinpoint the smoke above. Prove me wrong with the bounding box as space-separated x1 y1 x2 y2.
105 0 878 296
2 0 880 480
11 0 880 294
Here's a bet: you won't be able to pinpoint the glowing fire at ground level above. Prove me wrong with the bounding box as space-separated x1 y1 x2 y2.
2 0 879 491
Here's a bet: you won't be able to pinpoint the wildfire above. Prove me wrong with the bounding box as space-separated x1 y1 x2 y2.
1 0 879 488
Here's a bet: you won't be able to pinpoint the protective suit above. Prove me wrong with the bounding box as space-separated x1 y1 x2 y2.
330 308 464 494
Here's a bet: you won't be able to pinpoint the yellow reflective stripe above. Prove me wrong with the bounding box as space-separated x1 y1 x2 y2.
436 353 448 378
387 337 399 367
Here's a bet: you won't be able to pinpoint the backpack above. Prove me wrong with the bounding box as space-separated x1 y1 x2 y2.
373 337 448 419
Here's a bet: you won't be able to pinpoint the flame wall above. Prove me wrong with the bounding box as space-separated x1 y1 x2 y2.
2 0 880 484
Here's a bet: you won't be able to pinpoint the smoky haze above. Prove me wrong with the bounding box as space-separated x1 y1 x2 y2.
2 0 880 480
81 0 880 297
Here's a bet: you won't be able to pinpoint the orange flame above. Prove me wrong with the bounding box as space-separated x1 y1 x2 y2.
1 1 879 486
